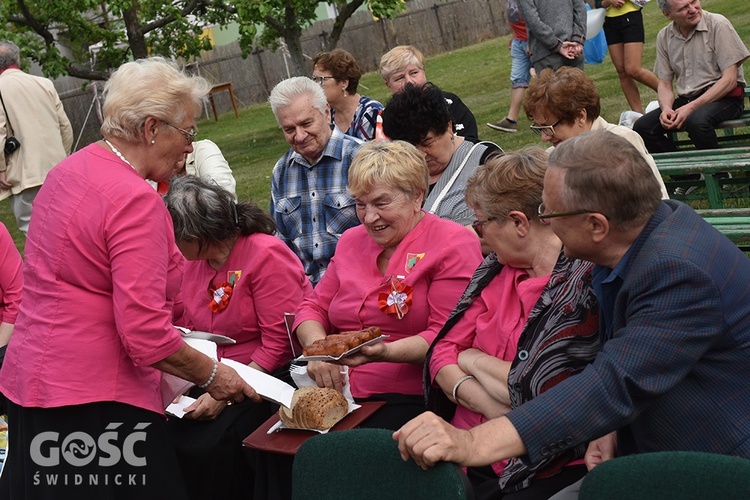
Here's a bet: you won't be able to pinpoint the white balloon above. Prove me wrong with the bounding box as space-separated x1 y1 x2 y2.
586 8 606 40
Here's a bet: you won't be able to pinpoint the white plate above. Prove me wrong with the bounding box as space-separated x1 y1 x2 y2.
296 335 389 362
176 327 237 345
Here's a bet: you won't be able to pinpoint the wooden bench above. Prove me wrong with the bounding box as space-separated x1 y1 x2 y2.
668 86 750 149
695 208 750 251
654 146 750 208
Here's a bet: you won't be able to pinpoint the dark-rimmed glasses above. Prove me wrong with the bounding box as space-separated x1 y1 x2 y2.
311 75 336 85
162 120 197 145
471 217 497 238
538 202 597 224
530 119 560 137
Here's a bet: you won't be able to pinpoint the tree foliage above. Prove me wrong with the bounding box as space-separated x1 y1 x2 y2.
0 0 404 81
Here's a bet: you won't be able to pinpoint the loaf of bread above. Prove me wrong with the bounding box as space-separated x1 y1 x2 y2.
278 386 349 430
302 326 382 357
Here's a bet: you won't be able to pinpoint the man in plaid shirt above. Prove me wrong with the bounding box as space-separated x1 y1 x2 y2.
269 77 363 285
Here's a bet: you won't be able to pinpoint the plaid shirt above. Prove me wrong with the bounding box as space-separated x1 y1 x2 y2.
271 127 362 285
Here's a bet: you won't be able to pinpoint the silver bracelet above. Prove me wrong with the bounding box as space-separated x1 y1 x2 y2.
198 361 218 389
451 374 475 402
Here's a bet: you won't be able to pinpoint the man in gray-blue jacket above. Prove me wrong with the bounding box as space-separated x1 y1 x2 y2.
518 0 587 73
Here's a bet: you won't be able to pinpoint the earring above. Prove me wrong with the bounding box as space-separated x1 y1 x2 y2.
343 89 348 97
151 139 155 145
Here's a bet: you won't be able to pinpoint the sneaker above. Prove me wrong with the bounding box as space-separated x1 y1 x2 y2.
673 186 698 196
487 118 517 133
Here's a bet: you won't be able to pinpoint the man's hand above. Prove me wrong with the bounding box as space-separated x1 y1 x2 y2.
659 108 678 129
585 432 618 470
559 42 582 60
0 171 12 190
669 102 697 129
393 412 472 470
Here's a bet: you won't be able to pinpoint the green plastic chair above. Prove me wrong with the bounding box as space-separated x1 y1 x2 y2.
579 451 750 500
291 428 475 500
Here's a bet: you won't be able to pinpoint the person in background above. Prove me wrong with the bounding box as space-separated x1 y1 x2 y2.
0 57 258 499
154 138 237 199
382 83 502 228
165 176 311 500
295 140 482 430
311 49 383 141
487 0 533 133
0 40 73 234
524 67 669 199
633 0 748 153
596 0 658 113
0 221 22 415
396 131 750 496
269 77 362 286
517 0 586 73
379 45 479 143
425 149 600 499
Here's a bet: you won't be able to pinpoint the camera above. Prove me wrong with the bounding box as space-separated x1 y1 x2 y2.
4 136 20 155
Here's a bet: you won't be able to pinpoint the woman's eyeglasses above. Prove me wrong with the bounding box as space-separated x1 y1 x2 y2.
529 119 560 137
471 217 497 238
162 120 197 145
311 75 336 85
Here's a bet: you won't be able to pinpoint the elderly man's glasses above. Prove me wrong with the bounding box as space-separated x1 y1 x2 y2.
471 217 497 238
311 75 336 85
162 121 197 145
537 202 598 224
530 119 560 137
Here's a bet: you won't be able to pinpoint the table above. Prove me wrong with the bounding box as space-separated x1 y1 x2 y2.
208 82 239 121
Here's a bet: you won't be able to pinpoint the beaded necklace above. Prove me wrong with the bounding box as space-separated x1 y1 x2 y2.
104 139 136 171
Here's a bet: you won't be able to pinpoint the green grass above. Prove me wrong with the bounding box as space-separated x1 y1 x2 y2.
1 0 748 253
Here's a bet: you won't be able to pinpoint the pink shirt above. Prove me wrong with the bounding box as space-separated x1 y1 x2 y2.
294 212 482 398
0 144 185 415
430 266 548 475
176 233 312 372
0 222 22 325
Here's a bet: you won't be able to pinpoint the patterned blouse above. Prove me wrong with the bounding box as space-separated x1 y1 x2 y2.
425 250 601 493
330 95 384 141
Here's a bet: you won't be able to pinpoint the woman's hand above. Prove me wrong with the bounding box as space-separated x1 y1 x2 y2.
307 360 346 392
338 342 388 367
205 362 261 404
183 392 229 421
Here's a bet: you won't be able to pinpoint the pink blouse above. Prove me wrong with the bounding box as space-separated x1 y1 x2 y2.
0 144 185 415
0 222 22 325
176 233 312 372
294 212 482 398
429 265 548 474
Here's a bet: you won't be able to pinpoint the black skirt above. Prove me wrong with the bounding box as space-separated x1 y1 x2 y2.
0 400 187 500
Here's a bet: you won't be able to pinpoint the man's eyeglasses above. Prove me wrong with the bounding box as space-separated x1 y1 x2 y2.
530 119 561 137
471 217 497 238
537 202 598 224
311 75 336 85
162 121 197 145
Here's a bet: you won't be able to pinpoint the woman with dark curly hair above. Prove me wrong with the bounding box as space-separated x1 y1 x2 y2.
523 67 668 198
382 82 502 228
311 48 383 140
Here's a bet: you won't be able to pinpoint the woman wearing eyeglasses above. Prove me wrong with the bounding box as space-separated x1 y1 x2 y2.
311 49 383 141
425 148 601 500
0 58 259 499
524 67 668 199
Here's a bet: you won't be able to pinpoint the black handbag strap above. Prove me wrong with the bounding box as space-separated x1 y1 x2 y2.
0 91 14 136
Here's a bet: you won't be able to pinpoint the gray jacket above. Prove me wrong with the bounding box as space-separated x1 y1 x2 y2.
518 0 587 64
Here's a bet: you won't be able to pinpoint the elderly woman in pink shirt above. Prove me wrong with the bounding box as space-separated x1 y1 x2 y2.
165 175 311 499
425 149 600 499
294 140 482 429
0 58 258 500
